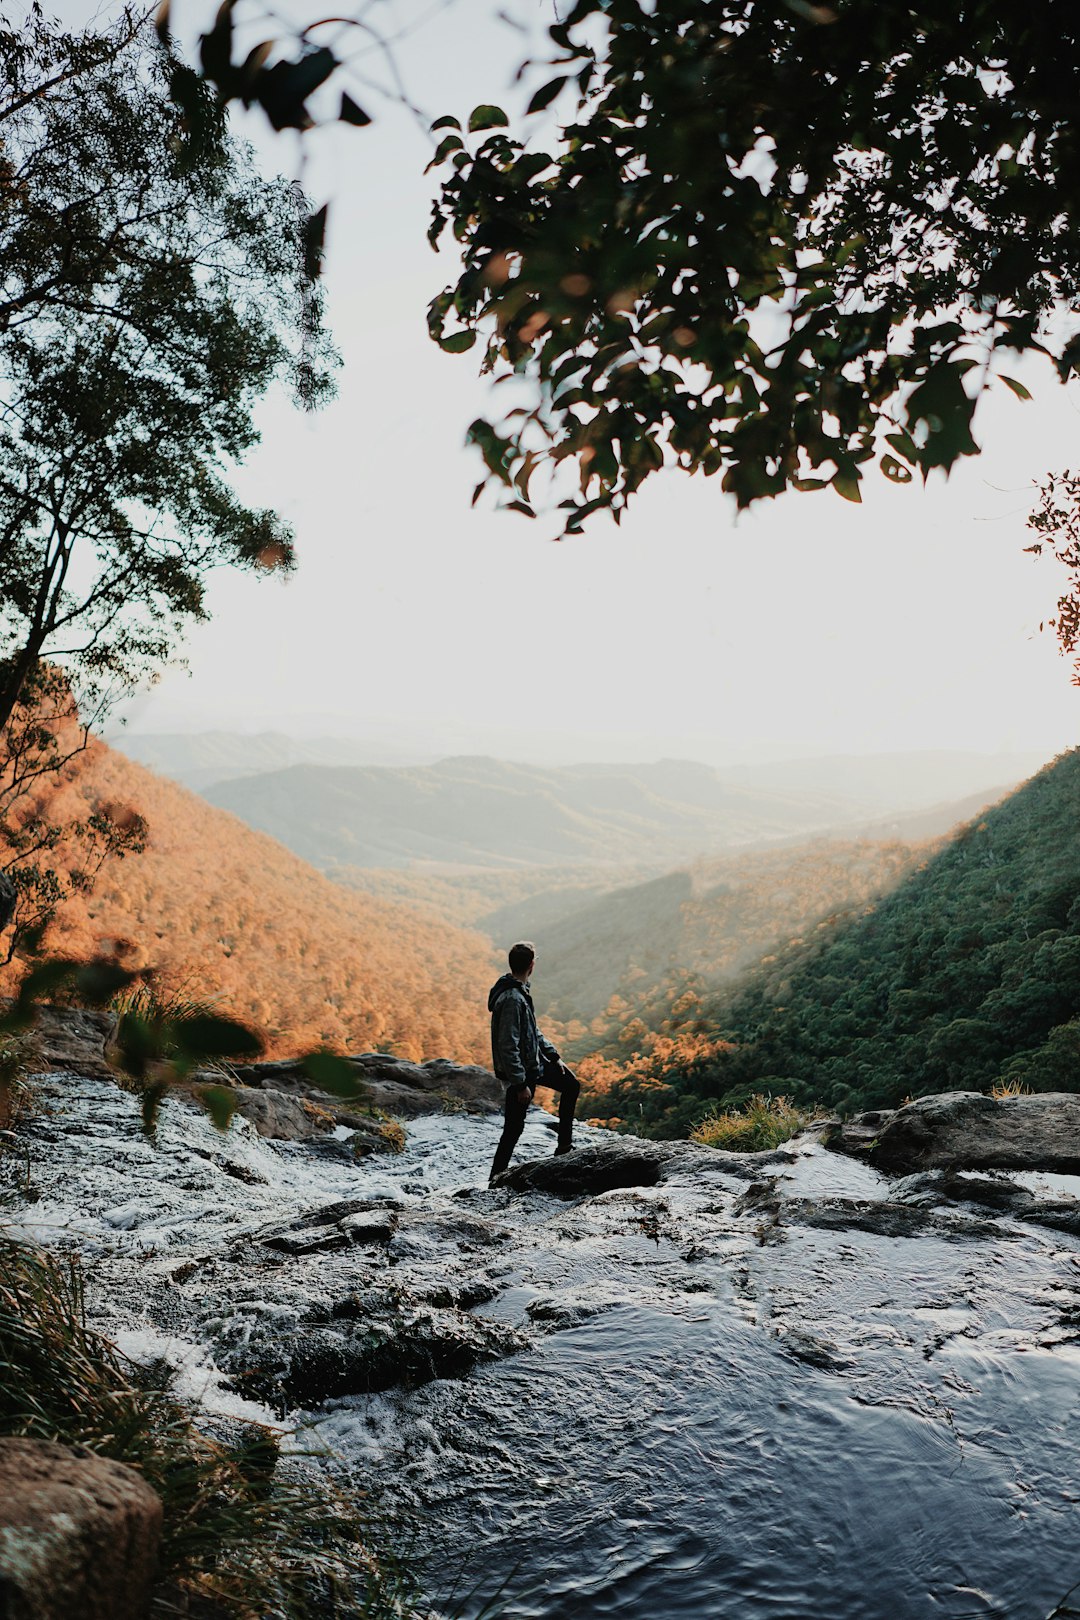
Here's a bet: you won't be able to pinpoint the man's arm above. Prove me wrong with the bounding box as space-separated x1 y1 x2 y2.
538 1030 561 1065
494 996 530 1088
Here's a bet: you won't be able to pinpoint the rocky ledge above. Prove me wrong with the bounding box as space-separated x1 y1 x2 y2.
16 1004 501 1154
230 1052 500 1125
823 1089 1080 1174
493 1135 800 1198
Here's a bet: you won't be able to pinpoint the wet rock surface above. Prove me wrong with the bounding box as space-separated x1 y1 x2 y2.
8 1075 1080 1620
228 1282 526 1413
828 1088 1080 1173
496 1135 800 1198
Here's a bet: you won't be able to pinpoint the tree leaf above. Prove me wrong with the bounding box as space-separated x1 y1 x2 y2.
74 961 141 1005
526 76 568 114
195 1083 237 1131
881 453 913 484
1000 374 1032 401
340 92 372 127
14 958 79 1010
302 1050 367 1098
425 133 465 173
832 471 862 502
141 1080 168 1137
430 114 461 132
112 1012 161 1081
256 47 336 131
439 329 476 353
172 1013 263 1061
468 104 509 131
304 204 327 282
240 42 273 87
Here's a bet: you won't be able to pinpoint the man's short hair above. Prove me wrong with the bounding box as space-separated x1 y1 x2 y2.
508 940 535 975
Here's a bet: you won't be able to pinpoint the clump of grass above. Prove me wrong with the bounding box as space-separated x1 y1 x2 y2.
0 1235 416 1618
376 1119 407 1154
0 1031 32 1131
111 982 224 1026
990 1078 1033 1099
691 1093 808 1152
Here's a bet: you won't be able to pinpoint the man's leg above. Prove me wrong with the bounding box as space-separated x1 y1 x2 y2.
489 1084 530 1180
543 1060 580 1155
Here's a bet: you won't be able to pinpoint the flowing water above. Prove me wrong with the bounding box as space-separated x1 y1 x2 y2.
6 1073 1080 1620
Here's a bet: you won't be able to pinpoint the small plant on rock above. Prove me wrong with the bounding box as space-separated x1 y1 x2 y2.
691 1094 808 1153
376 1119 407 1154
990 1078 1033 1099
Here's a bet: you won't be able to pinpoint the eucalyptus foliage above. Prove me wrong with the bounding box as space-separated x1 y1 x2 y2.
428 2 1080 530
0 7 337 732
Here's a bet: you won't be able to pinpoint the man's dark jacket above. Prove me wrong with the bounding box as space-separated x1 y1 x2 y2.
488 973 560 1088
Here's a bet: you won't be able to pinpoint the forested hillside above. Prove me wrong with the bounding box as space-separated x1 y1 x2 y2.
529 840 924 1058
2 740 496 1060
340 861 654 932
587 752 1080 1137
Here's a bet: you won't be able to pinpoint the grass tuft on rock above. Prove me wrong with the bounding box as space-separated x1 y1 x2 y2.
691 1093 808 1152
0 1235 416 1618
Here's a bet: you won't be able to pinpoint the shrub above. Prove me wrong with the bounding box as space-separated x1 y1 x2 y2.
691 1093 808 1152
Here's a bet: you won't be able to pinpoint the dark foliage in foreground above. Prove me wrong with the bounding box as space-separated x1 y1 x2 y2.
431 2 1080 540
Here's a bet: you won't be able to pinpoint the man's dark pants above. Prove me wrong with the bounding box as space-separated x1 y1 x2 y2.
490 1058 579 1178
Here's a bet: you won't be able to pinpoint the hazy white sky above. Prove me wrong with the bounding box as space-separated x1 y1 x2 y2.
111 0 1080 766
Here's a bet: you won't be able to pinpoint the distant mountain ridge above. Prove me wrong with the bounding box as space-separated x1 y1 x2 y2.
196 753 996 873
110 731 1047 812
526 837 926 1054
105 729 433 790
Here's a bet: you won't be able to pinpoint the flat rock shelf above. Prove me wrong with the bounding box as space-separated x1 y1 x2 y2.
6 1071 1080 1619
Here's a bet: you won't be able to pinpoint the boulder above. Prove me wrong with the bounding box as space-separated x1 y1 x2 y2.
827 1090 1080 1174
225 1285 524 1413
495 1140 666 1197
263 1209 398 1255
494 1135 801 1199
227 1087 333 1142
0 1436 162 1620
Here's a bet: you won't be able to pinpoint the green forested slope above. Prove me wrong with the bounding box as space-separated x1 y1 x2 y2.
588 751 1080 1136
532 840 920 1052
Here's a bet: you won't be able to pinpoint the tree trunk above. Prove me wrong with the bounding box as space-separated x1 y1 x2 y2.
0 639 45 734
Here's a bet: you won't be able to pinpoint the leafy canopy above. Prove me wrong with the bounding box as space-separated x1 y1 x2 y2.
428 1 1080 529
0 8 337 734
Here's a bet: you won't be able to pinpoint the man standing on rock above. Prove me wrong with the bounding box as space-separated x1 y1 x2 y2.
488 940 579 1181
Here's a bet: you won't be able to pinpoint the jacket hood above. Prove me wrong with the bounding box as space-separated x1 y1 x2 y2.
488 972 524 1012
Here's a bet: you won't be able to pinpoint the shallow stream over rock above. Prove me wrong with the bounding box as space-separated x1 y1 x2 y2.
5 1074 1080 1619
